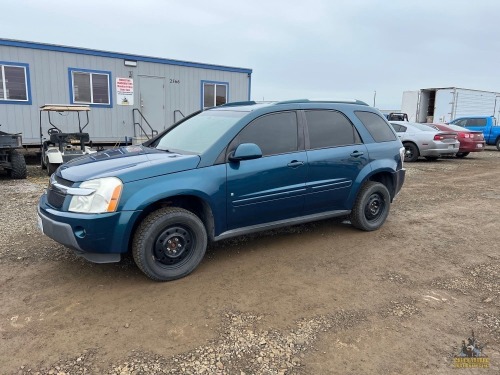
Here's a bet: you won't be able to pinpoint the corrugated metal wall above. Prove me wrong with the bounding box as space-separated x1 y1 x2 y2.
0 43 251 145
453 89 497 119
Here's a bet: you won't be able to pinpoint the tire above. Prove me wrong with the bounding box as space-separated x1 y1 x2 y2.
40 151 47 169
496 138 500 151
455 152 470 158
424 156 439 161
403 143 419 162
132 207 208 281
350 181 391 231
47 162 58 176
7 150 27 179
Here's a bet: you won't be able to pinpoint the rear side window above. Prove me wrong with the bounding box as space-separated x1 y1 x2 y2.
355 111 397 142
305 110 361 149
390 123 407 132
466 118 487 127
233 111 298 156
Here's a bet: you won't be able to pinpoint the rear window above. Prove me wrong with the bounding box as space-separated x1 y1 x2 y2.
355 111 397 142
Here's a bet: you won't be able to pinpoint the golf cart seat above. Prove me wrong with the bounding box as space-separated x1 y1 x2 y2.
49 132 90 144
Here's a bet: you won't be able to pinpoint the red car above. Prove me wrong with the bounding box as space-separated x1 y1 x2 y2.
430 123 485 158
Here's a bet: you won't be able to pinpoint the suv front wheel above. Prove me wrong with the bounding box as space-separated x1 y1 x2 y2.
350 181 391 231
132 207 208 281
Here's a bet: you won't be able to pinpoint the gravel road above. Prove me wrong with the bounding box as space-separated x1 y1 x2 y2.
0 150 499 374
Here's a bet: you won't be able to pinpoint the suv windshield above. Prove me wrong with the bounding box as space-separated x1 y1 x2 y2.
155 110 247 154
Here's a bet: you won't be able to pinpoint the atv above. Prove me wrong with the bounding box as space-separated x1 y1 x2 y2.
0 125 27 179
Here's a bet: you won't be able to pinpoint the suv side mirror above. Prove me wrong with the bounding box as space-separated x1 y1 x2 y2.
228 143 263 162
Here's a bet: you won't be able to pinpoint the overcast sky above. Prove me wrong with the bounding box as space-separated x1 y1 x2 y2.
2 0 500 109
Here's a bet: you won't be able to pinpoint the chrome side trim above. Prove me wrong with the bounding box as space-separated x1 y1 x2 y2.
52 182 95 196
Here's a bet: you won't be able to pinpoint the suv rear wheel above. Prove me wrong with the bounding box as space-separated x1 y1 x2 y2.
350 181 391 231
132 207 208 281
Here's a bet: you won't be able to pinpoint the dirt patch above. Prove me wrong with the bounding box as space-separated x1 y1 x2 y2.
1 150 500 374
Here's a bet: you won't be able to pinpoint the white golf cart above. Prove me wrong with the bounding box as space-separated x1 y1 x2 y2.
39 104 97 175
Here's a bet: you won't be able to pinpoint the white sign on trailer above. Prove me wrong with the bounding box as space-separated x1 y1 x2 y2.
116 78 134 106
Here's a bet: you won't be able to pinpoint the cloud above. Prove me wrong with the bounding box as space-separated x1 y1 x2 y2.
2 0 500 108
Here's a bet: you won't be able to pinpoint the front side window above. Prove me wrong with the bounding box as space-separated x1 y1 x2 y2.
305 110 361 149
0 62 30 103
231 112 298 156
202 81 228 109
69 68 111 106
355 111 397 142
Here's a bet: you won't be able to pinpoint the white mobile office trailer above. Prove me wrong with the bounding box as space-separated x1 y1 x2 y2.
0 39 252 146
401 87 500 123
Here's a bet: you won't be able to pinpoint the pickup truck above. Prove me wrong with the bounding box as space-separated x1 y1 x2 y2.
449 116 500 150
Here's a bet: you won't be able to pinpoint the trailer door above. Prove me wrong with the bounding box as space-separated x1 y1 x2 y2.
434 89 455 123
138 76 165 133
401 91 420 122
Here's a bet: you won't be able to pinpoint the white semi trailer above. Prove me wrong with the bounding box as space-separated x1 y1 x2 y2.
401 87 500 123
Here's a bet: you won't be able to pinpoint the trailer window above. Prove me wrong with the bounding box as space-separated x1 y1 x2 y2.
0 62 31 104
202 81 228 109
69 68 111 107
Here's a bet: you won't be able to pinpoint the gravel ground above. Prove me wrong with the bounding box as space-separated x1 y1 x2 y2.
1 149 499 374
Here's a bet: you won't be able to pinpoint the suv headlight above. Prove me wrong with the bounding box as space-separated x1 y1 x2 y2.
69 177 123 213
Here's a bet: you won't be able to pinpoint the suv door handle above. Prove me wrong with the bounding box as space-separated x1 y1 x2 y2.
287 160 304 168
350 151 364 157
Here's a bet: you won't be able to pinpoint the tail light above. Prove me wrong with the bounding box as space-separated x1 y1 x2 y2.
458 133 470 138
434 133 457 140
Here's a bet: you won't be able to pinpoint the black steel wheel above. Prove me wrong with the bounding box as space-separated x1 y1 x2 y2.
350 181 391 231
132 207 207 281
403 143 419 162
496 138 500 151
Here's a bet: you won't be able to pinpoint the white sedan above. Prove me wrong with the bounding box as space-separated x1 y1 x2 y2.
390 121 460 162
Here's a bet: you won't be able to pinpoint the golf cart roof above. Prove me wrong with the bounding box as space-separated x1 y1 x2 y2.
40 104 90 112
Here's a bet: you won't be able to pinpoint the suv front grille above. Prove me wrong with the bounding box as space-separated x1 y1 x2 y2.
47 188 66 209
46 174 74 209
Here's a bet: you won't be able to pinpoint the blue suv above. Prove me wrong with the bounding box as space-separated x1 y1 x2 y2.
38 100 406 281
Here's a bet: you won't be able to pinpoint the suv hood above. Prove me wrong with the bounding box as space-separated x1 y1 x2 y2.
58 145 200 183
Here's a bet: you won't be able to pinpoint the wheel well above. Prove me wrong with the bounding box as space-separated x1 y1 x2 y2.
127 195 215 253
368 172 395 200
402 141 418 149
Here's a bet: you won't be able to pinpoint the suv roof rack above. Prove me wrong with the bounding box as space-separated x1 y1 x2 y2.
274 99 369 106
218 101 257 107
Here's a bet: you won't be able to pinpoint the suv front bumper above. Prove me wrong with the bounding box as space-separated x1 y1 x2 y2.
38 195 140 263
